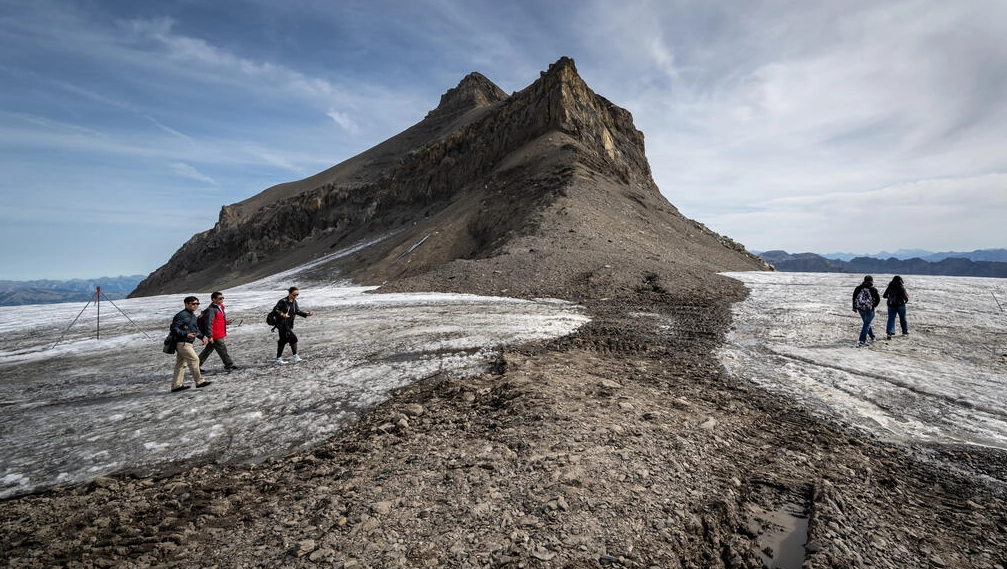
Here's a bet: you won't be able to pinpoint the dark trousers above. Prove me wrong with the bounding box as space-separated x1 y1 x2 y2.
199 337 234 367
277 328 298 357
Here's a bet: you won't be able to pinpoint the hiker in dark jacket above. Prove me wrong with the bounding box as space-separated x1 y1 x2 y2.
852 275 881 346
272 287 313 364
169 296 210 392
882 275 910 339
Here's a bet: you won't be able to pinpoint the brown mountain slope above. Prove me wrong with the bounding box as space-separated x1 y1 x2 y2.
131 57 768 300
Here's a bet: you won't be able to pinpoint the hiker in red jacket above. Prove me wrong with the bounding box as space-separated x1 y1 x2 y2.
199 291 238 372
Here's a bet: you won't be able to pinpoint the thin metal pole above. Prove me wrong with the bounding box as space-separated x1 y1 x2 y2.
51 299 94 349
96 287 100 340
993 292 1005 362
100 289 152 340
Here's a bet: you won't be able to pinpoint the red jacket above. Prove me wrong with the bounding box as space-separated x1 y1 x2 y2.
206 303 227 339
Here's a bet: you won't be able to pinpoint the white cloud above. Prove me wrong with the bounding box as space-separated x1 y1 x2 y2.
170 162 217 185
578 0 1007 253
145 116 193 141
2 0 1006 279
6 112 106 139
326 110 359 134
711 173 1007 253
118 16 359 114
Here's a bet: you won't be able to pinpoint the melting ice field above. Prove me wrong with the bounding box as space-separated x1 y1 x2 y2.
0 276 588 499
719 272 1007 450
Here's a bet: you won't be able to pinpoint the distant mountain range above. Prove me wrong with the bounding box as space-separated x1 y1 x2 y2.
0 276 145 306
757 249 1007 278
816 248 1007 263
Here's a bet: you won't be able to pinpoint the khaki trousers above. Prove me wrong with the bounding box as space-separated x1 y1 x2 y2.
172 342 204 389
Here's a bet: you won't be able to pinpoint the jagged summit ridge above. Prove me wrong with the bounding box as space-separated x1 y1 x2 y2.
515 56 654 191
425 72 508 121
131 57 765 298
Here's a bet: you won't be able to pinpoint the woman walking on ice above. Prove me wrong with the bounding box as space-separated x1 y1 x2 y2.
882 275 910 340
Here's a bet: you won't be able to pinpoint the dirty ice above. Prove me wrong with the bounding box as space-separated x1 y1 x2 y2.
0 263 588 499
720 272 1007 451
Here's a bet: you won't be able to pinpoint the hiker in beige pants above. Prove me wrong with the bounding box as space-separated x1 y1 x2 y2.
169 296 211 393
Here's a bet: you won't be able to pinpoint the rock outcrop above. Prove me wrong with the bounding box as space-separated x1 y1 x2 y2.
131 57 767 298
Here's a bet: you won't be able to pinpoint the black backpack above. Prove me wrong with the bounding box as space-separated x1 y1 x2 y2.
266 310 278 326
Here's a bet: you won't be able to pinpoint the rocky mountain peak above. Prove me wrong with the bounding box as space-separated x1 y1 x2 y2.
424 71 508 121
512 56 655 191
131 57 766 299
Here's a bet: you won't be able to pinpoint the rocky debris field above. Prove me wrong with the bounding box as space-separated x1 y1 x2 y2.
2 288 1006 568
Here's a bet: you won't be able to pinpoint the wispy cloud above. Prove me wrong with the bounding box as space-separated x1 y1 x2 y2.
6 112 106 139
145 116 193 142
116 16 363 117
573 0 1007 252
1 0 1005 279
326 110 359 134
170 162 217 185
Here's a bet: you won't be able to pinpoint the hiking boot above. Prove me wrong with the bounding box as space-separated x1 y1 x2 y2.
274 357 287 364
196 381 212 388
291 354 302 362
225 365 238 372
171 385 191 393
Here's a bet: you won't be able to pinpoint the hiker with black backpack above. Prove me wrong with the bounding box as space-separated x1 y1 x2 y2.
882 276 910 340
852 275 881 346
271 286 313 364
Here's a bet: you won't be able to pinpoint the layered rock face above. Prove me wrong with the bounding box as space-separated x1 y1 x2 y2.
131 57 767 299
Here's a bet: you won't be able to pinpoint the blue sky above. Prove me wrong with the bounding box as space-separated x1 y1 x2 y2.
2 0 1005 280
